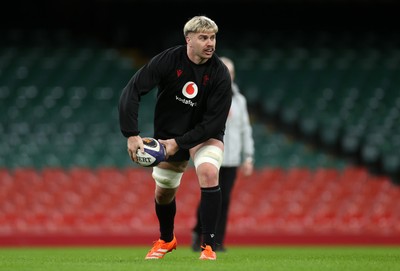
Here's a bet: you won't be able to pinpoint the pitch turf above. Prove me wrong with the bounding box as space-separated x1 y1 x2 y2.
0 246 399 271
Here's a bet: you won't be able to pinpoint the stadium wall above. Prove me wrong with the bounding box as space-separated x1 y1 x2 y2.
2 233 400 247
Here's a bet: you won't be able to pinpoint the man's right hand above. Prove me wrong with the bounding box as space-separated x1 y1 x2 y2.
158 139 179 159
127 136 144 163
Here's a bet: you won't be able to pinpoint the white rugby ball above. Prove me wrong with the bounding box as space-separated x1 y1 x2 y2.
136 137 166 167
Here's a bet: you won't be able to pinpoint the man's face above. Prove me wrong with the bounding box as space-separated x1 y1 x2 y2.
186 31 216 62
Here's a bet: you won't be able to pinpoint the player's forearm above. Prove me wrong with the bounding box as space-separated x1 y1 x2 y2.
118 84 140 137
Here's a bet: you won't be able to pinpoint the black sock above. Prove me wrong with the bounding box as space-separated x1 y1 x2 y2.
155 198 176 242
193 203 201 234
200 186 221 250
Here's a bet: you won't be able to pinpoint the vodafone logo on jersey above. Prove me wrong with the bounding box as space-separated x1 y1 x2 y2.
182 81 198 99
176 81 198 107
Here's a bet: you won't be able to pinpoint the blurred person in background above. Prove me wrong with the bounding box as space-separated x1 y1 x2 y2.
192 56 255 252
119 16 232 260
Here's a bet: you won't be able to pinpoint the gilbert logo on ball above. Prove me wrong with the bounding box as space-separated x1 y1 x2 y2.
137 156 152 165
136 137 166 167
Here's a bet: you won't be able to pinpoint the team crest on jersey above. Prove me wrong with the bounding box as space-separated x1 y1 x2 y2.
202 74 210 86
182 81 198 99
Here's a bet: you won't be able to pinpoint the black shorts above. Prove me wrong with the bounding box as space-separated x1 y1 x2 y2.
166 148 190 162
155 133 224 163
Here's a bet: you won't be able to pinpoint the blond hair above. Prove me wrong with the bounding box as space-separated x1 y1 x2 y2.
183 16 218 37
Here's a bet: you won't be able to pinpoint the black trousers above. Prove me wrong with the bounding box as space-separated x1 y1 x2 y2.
193 166 238 245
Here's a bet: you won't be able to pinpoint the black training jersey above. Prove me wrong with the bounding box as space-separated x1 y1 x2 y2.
118 45 232 150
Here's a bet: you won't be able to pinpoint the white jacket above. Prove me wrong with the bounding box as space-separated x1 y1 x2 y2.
222 82 254 167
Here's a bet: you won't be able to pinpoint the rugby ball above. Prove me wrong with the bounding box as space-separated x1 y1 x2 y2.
136 137 166 167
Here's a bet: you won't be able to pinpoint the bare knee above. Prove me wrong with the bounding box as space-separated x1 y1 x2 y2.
192 143 223 188
155 186 177 204
196 163 219 188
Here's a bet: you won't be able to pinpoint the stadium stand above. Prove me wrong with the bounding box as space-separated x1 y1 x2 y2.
1 166 399 245
218 30 400 184
1 13 400 245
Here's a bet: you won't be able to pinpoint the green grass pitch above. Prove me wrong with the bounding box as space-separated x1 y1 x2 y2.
0 245 399 271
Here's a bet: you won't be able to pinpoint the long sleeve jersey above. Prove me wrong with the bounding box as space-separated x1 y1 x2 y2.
118 45 232 150
222 82 255 167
